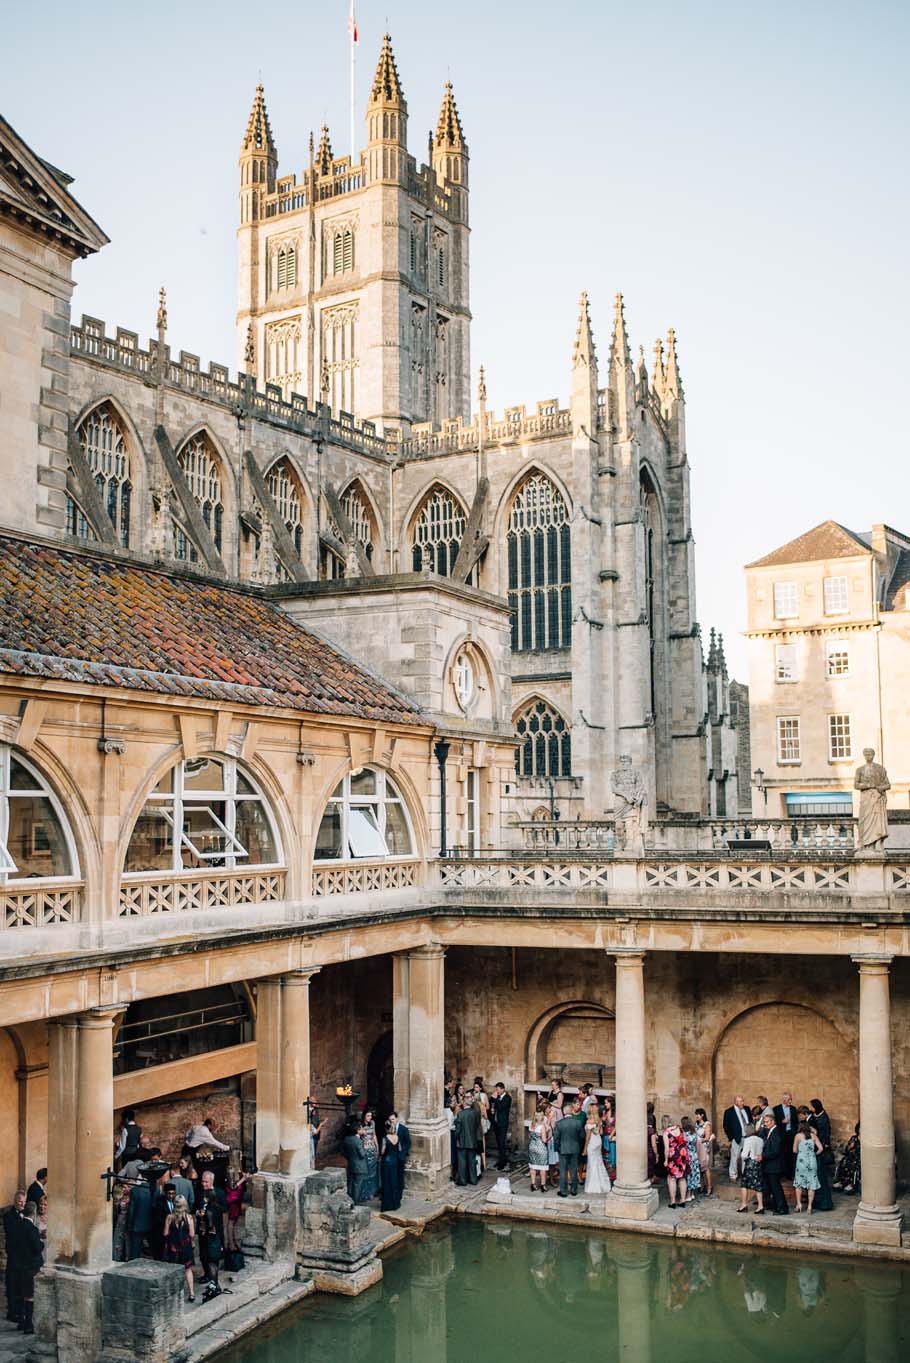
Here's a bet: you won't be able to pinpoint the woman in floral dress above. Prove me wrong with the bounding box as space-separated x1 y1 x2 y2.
834 1123 861 1195
663 1120 690 1208
682 1117 701 1200
793 1121 823 1213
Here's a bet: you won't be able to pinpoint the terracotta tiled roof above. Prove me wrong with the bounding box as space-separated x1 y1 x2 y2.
0 537 423 724
746 520 870 568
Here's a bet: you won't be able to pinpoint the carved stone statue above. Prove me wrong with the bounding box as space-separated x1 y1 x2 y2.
854 748 890 851
612 755 648 854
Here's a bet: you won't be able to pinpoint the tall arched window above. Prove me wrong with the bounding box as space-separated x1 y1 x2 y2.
0 746 77 882
123 757 281 874
640 471 660 716
266 457 304 557
514 700 571 779
66 404 132 547
507 473 571 652
411 485 466 577
174 433 224 561
332 228 354 274
321 482 376 579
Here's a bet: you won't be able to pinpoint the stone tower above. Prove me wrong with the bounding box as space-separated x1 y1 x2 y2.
235 35 471 433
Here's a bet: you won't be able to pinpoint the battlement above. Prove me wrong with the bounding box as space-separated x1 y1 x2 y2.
69 315 391 460
260 156 454 222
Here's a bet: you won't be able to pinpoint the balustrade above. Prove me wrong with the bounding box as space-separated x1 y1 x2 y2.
1 881 83 929
118 868 285 916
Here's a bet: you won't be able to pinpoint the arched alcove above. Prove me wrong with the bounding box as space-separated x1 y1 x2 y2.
526 1000 615 1088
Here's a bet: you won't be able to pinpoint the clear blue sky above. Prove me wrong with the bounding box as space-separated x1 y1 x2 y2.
7 0 908 676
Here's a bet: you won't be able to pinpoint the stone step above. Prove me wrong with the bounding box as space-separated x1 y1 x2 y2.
184 1260 296 1340
184 1279 314 1363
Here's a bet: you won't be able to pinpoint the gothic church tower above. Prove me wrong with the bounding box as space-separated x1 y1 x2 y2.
236 36 471 433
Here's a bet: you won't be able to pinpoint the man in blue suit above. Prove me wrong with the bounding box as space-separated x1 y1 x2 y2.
390 1112 411 1201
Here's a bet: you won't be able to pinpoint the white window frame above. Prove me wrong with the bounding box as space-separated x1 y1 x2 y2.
314 768 416 863
826 640 851 678
0 745 79 885
823 575 849 616
774 643 798 683
776 716 801 765
773 581 798 620
828 713 852 762
466 769 480 855
453 653 475 710
123 757 283 876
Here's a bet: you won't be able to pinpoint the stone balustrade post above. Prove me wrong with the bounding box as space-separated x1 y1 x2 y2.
604 950 658 1221
852 955 903 1246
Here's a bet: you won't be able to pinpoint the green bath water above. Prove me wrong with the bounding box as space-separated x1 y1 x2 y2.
215 1219 908 1363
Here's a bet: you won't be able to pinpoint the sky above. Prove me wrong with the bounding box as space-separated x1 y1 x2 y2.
6 0 908 677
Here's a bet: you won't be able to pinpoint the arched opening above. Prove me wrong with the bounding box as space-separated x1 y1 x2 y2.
320 480 377 579
265 456 305 561
409 484 472 581
513 698 571 780
68 402 133 547
174 432 225 561
365 1029 393 1122
507 471 571 652
526 1000 615 1090
0 745 79 883
313 768 415 862
712 1002 856 1145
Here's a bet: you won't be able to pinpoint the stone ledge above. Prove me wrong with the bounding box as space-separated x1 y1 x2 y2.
184 1279 314 1363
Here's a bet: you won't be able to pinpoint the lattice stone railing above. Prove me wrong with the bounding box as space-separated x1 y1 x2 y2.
311 859 419 897
640 862 854 892
118 869 286 917
889 866 910 891
440 861 612 890
1 882 83 929
439 857 870 894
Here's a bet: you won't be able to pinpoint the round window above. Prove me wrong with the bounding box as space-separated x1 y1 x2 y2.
453 653 474 710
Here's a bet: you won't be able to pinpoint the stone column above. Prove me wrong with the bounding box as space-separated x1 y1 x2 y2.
392 953 410 1116
852 955 903 1246
857 1264 902 1363
609 1240 654 1363
605 950 658 1221
396 944 450 1194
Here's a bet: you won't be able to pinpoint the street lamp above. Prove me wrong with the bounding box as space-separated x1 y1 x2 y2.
434 739 451 858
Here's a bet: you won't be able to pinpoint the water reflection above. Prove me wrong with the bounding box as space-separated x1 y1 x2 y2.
215 1220 908 1363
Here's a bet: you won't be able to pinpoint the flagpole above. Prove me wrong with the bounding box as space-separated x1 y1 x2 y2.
349 0 356 162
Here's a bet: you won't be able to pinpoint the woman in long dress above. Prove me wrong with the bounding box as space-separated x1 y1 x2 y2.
583 1104 611 1194
359 1109 381 1199
380 1120 402 1212
682 1117 701 1201
694 1107 714 1196
834 1123 861 1195
546 1103 562 1189
808 1099 834 1210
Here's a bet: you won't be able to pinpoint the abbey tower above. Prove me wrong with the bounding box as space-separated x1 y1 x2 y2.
236 36 471 434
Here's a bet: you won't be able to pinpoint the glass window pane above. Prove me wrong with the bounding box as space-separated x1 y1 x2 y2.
348 806 389 858
236 771 255 795
182 758 225 793
314 805 343 860
180 803 237 866
350 770 377 798
384 802 412 856
152 768 174 794
9 757 41 792
124 806 174 873
234 801 277 864
6 795 72 877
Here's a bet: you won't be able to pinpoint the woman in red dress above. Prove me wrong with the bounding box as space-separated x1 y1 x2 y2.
663 1120 690 1209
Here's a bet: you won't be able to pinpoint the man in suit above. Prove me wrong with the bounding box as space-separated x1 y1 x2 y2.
454 1097 482 1185
126 1176 154 1259
194 1170 227 1284
722 1095 753 1180
761 1113 788 1215
151 1181 176 1260
3 1190 25 1323
341 1122 371 1204
25 1170 46 1210
554 1100 586 1197
389 1112 411 1201
490 1083 512 1170
773 1091 799 1177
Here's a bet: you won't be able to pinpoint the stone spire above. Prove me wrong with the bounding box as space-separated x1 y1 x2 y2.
434 82 465 149
316 124 334 175
573 292 597 371
608 292 633 435
370 33 406 108
707 626 718 671
609 292 631 371
432 80 469 205
241 83 277 158
571 292 598 433
664 327 684 400
651 338 665 400
636 344 648 390
717 631 727 675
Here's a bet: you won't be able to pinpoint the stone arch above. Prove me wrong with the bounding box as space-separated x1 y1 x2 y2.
305 757 429 872
321 476 384 577
69 396 149 550
525 999 615 1087
397 477 471 577
711 1001 857 1144
441 632 499 722
172 424 238 561
337 476 384 558
513 694 572 780
9 738 98 890
262 452 311 561
488 461 574 600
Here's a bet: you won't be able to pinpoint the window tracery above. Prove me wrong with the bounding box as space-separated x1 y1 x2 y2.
0 747 77 883
411 485 466 578
174 433 224 562
507 473 571 651
321 483 376 579
66 404 132 547
514 699 572 779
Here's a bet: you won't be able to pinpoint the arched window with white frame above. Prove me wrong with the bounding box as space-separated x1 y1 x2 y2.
314 769 414 861
174 433 224 561
507 472 571 652
123 757 281 874
514 699 571 779
67 403 132 548
0 746 78 883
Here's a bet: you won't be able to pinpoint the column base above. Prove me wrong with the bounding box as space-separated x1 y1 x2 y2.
853 1201 904 1247
404 1117 452 1196
604 1182 659 1222
34 1265 104 1363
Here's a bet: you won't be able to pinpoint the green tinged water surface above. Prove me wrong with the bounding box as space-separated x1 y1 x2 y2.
216 1218 908 1363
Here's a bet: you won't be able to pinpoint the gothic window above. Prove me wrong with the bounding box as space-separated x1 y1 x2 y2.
174 433 224 561
314 768 414 861
507 473 571 652
274 244 297 291
67 404 132 547
321 483 376 580
514 700 571 779
640 472 660 715
265 317 302 398
436 243 446 288
332 228 354 274
409 230 417 275
0 746 78 883
321 303 359 414
123 757 281 874
411 485 466 577
266 457 304 557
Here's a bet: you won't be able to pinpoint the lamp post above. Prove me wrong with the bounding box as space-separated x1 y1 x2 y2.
434 739 451 858
752 767 767 812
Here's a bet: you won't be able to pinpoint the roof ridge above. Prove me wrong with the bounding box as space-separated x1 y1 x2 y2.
746 518 872 569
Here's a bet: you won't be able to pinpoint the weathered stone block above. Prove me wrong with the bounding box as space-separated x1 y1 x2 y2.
297 1168 377 1284
99 1259 186 1363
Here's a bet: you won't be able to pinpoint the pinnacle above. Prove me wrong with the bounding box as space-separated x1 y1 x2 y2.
664 327 683 399
370 33 406 106
651 338 665 395
434 81 465 149
573 292 596 369
610 292 631 369
242 82 277 158
636 344 648 385
316 124 334 175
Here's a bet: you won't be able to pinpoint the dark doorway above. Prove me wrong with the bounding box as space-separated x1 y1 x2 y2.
366 1029 394 1123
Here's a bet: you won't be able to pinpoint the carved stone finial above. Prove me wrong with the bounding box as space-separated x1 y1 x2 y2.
156 286 167 333
244 322 255 368
478 366 487 405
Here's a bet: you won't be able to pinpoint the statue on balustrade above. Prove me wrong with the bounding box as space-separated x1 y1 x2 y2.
854 748 890 851
611 755 648 856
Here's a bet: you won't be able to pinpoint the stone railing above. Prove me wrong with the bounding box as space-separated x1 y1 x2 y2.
118 868 286 917
440 859 612 890
514 819 615 852
649 818 858 852
1 881 83 929
311 858 420 897
397 404 573 459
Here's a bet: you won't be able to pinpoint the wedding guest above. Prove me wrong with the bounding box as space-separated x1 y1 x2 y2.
185 1117 230 1154
583 1104 611 1194
25 1170 46 1210
808 1099 834 1210
472 1079 490 1172
694 1108 714 1196
761 1113 788 1215
380 1119 403 1210
647 1104 659 1183
11 1202 43 1334
446 1099 458 1180
111 1183 130 1262
542 1078 564 1112
3 1190 25 1323
389 1112 411 1200
723 1096 752 1180
546 1103 562 1188
454 1097 481 1186
163 1195 196 1302
681 1117 701 1201
359 1109 381 1199
655 1115 671 1182
342 1121 371 1205
792 1122 823 1214
528 1106 551 1193
663 1120 689 1209
736 1123 765 1214
554 1100 585 1198
834 1123 861 1195
225 1169 250 1250
491 1083 512 1170
115 1109 143 1171
35 1196 47 1247
774 1091 800 1177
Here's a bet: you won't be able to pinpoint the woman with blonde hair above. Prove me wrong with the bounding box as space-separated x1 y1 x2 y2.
583 1103 611 1194
163 1195 196 1302
527 1104 551 1192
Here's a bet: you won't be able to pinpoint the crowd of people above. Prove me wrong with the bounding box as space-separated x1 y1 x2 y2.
721 1093 858 1215
2 1173 46 1334
341 1110 412 1212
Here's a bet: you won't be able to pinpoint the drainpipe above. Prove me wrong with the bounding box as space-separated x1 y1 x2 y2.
434 739 451 857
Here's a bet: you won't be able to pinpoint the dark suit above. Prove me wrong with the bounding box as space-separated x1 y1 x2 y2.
554 1113 585 1195
491 1092 512 1169
3 1207 23 1321
454 1106 482 1185
395 1122 411 1198
762 1125 788 1214
194 1185 227 1280
722 1105 751 1145
126 1183 153 1259
773 1103 799 1176
342 1133 371 1204
25 1183 44 1210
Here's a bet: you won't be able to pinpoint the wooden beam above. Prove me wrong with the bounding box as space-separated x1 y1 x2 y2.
66 422 118 546
154 426 227 576
243 451 309 584
113 1041 257 1106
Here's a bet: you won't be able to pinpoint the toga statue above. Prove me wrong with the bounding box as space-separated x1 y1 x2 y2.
612 755 648 854
854 748 890 851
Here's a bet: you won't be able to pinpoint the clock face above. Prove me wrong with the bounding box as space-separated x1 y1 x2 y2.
453 653 474 710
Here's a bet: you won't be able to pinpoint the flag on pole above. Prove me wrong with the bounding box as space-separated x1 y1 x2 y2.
348 1 358 44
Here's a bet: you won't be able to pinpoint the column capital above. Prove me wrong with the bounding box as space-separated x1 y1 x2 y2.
79 1006 124 1029
852 954 894 972
409 941 447 961
282 966 322 984
611 948 647 964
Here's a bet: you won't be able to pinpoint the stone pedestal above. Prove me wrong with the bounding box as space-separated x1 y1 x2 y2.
604 950 658 1222
98 1261 186 1363
255 1171 306 1263
297 1169 382 1295
852 956 903 1247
